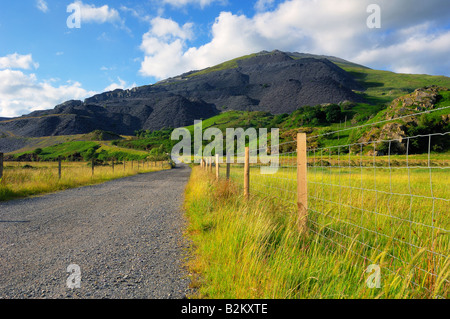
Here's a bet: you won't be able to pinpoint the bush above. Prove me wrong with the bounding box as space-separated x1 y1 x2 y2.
81 146 100 161
324 104 342 123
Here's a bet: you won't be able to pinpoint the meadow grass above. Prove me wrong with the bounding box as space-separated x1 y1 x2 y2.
183 162 449 299
0 160 170 202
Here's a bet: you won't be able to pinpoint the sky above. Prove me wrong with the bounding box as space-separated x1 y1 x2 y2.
1 0 450 117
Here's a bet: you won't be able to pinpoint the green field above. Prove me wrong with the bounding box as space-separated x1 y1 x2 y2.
184 158 449 299
337 63 450 104
0 160 171 202
10 139 168 162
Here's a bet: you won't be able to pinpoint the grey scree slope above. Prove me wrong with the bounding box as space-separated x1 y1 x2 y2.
0 164 192 299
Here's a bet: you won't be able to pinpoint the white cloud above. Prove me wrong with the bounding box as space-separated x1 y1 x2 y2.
69 1 122 25
354 30 450 75
139 17 195 78
0 66 95 117
103 77 136 92
36 0 48 13
254 0 275 12
0 53 39 70
150 17 194 40
139 0 450 80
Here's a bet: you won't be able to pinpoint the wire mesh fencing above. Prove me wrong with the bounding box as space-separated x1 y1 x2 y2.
201 106 450 298
305 132 449 298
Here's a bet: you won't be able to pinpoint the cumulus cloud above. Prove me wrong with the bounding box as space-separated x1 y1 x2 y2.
139 0 450 79
0 53 39 70
0 55 95 117
103 77 137 92
355 29 450 75
69 1 123 25
139 17 195 78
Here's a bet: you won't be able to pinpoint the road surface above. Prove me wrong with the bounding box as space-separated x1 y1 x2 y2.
0 164 192 299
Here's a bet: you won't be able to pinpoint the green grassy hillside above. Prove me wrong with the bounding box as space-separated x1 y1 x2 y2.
337 63 450 104
6 129 169 162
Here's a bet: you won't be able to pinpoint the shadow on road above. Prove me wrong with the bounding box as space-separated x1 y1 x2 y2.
0 220 31 223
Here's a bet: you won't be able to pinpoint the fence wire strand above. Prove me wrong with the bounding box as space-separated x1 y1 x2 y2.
203 106 450 298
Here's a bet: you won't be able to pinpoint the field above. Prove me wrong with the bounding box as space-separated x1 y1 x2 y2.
0 160 170 202
336 63 450 104
184 151 450 299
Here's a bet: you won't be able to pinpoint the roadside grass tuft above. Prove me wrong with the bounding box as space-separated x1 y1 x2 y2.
0 161 170 202
183 166 449 299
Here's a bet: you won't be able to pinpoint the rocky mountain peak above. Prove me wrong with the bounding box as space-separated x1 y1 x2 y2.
0 51 367 138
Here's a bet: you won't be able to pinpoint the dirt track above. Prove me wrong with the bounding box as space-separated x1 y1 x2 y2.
0 164 192 299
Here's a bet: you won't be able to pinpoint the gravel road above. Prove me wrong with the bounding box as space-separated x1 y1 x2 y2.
0 164 192 299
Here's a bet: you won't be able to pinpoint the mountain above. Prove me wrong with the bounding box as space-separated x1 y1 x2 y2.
1 50 450 141
0 51 368 138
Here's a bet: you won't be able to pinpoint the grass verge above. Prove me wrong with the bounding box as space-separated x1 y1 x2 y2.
183 166 449 299
0 161 170 202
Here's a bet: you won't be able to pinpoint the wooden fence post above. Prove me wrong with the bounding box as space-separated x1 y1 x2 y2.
297 133 308 234
0 152 4 179
112 158 115 173
215 154 220 180
58 157 62 180
91 158 95 176
124 160 126 171
244 147 250 200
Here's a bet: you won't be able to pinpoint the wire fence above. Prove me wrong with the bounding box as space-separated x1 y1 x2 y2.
203 106 450 298
305 133 449 298
0 159 171 180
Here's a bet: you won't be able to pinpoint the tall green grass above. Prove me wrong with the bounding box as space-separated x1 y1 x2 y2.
0 160 170 202
184 165 449 299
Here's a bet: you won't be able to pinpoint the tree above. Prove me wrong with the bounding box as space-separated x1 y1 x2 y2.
82 146 99 161
324 104 342 123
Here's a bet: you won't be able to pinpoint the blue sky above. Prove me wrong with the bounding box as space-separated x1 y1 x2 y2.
1 0 450 117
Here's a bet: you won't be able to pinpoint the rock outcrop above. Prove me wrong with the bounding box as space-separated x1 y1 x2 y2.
386 85 448 119
356 85 449 155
